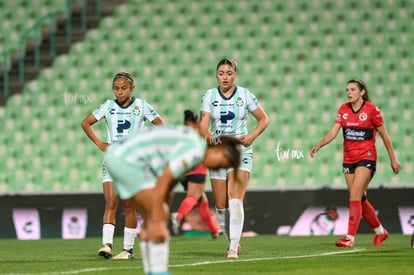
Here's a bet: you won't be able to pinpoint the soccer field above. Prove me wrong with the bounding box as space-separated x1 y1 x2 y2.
0 234 412 274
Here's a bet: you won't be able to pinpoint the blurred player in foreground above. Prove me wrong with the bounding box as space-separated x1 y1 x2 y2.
105 125 242 275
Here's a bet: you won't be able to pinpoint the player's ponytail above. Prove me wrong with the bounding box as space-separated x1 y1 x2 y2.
213 135 242 172
183 109 198 124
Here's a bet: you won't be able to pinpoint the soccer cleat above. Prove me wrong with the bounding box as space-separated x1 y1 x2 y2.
112 249 134 260
373 229 389 246
226 249 238 259
335 237 355 247
98 243 112 259
170 212 180 235
225 244 241 258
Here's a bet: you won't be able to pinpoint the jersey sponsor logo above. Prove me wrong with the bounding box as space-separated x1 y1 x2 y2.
110 109 134 116
342 113 348 120
343 127 374 141
359 112 368 121
117 119 131 133
212 100 235 107
220 111 235 123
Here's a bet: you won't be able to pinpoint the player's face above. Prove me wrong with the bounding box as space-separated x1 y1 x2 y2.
345 82 365 104
113 78 134 105
216 64 236 93
203 147 232 170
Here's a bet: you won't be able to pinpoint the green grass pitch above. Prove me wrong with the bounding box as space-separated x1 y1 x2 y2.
0 234 412 274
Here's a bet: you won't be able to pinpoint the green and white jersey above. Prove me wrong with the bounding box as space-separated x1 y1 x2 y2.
93 97 159 144
111 125 207 179
200 86 259 137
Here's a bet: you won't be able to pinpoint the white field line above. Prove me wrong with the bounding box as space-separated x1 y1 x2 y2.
170 247 367 267
6 248 366 275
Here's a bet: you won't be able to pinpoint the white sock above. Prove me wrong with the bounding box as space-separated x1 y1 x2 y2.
216 208 230 242
374 225 384 235
229 199 244 252
346 234 355 242
123 227 137 251
139 241 169 274
102 224 115 246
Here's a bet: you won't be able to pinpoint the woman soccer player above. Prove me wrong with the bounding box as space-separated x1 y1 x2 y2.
170 110 220 238
310 79 401 247
105 125 242 275
199 58 269 258
81 72 165 259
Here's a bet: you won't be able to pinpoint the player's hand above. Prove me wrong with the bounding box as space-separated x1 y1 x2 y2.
391 159 401 174
309 146 319 158
97 141 109 152
240 134 254 147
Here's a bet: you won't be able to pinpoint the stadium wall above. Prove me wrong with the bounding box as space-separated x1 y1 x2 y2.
1 188 413 239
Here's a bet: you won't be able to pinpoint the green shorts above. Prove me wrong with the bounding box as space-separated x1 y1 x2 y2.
105 146 157 199
209 145 253 180
101 160 113 183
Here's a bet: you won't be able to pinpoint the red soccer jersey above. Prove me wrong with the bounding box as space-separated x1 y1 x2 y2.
334 101 384 164
184 163 208 176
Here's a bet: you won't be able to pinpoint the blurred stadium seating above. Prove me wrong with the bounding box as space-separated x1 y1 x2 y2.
0 0 66 54
0 0 413 192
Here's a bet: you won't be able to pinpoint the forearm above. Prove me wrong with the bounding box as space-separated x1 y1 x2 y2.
250 116 269 140
81 122 101 145
382 134 398 162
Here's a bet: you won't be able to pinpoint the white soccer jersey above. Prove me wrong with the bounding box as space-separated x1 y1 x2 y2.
93 97 159 144
200 86 260 137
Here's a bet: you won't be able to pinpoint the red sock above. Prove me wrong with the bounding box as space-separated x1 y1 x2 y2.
198 202 217 233
177 195 198 222
362 199 381 229
347 200 362 236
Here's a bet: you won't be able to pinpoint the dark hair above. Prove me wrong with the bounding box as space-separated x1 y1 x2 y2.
216 58 237 72
208 135 242 171
347 79 370 101
183 109 198 123
113 72 134 87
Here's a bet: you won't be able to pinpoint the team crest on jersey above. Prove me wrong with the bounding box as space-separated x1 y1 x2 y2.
182 160 188 169
133 106 141 116
359 112 367 121
236 97 244 107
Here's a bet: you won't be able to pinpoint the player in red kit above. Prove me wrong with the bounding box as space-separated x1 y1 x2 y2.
310 79 401 247
170 110 220 239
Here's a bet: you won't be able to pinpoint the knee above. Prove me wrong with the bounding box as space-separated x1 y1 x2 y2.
105 197 119 211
